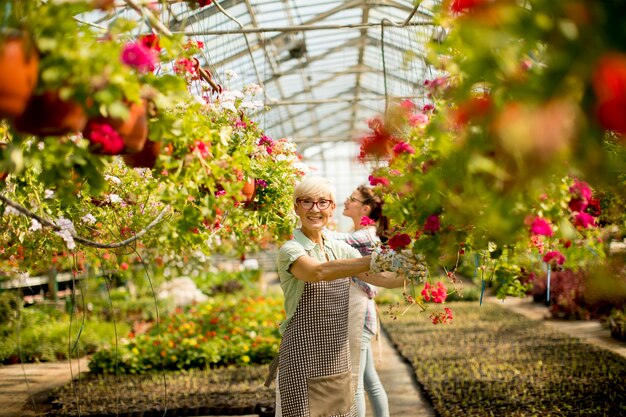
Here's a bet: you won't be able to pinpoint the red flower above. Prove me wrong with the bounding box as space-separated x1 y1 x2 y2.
423 214 441 234
450 0 487 13
543 250 566 265
84 122 125 155
392 141 416 156
197 0 213 6
568 197 588 213
139 34 161 52
592 53 626 134
360 216 376 227
452 95 492 127
388 233 411 250
586 198 602 217
368 175 390 187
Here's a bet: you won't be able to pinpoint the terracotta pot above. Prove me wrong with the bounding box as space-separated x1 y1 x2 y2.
13 91 87 136
123 139 160 168
0 143 6 182
242 177 256 202
0 32 39 119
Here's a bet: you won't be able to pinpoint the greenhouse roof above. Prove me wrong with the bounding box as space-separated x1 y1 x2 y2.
97 0 443 152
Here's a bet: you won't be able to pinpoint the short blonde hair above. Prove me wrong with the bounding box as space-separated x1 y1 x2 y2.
293 176 336 204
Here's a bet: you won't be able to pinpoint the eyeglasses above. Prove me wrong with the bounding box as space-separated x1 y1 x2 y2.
297 198 332 210
346 196 365 204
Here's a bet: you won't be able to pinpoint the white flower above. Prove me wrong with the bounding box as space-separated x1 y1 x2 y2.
37 142 45 151
3 206 21 216
54 217 76 251
44 189 55 199
104 175 122 184
224 69 238 80
238 100 264 110
29 219 42 232
219 100 237 113
81 213 97 225
243 83 263 96
108 194 122 204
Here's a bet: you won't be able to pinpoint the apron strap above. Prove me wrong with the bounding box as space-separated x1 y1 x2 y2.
264 354 280 387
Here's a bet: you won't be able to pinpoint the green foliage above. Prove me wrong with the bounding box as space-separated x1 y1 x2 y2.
0 304 128 364
89 291 282 374
382 302 626 417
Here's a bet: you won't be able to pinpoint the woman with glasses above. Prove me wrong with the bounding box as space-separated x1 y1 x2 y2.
325 185 391 417
271 176 403 417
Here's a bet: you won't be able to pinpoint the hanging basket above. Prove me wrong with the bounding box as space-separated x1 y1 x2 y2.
13 91 87 136
0 143 7 182
0 31 39 119
122 139 160 168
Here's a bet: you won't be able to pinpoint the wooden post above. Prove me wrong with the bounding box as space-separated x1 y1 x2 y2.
48 267 58 301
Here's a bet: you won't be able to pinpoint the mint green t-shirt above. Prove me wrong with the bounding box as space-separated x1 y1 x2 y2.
276 229 361 335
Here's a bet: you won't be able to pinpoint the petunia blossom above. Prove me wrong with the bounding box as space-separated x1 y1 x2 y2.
530 217 553 237
543 250 566 265
84 123 125 155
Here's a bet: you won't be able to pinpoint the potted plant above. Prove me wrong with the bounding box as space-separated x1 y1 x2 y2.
609 307 626 342
0 1 39 120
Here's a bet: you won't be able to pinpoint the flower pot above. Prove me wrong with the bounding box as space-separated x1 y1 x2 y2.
0 32 39 119
123 140 160 168
0 143 7 182
13 91 87 136
242 177 256 202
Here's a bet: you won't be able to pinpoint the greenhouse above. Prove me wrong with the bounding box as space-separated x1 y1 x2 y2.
0 0 625 416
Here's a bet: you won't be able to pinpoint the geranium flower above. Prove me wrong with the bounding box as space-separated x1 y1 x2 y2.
530 216 553 237
139 33 161 52
422 281 448 303
430 307 453 324
423 214 441 234
368 175 390 187
586 198 602 217
360 216 375 226
121 42 157 73
569 180 593 201
450 0 487 13
543 250 566 265
568 197 588 213
388 233 411 250
393 141 416 156
84 122 125 155
574 212 596 229
592 53 626 134
408 112 429 127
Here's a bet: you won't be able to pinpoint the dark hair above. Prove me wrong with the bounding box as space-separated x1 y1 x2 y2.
356 184 390 242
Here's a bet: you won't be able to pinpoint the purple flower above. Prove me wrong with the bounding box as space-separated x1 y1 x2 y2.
121 42 157 73
255 179 268 188
530 217 553 237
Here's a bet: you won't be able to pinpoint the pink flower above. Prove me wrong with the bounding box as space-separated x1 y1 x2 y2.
574 212 596 229
543 251 566 265
193 141 211 159
400 99 415 110
388 233 411 250
139 34 161 52
368 175 390 187
360 216 375 227
569 180 593 201
530 217 553 237
423 214 441 234
430 307 453 324
393 141 416 156
120 262 129 271
255 179 268 188
408 113 429 127
215 189 226 198
121 42 157 73
84 122 125 155
422 104 435 112
450 0 487 13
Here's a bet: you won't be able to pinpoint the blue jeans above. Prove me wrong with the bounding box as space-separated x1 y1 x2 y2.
355 329 389 417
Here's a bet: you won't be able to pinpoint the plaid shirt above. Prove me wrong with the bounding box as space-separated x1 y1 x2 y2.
324 227 379 334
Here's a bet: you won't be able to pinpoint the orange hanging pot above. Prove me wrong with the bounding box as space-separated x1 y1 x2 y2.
13 91 87 136
0 31 39 119
242 177 256 203
123 139 160 168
